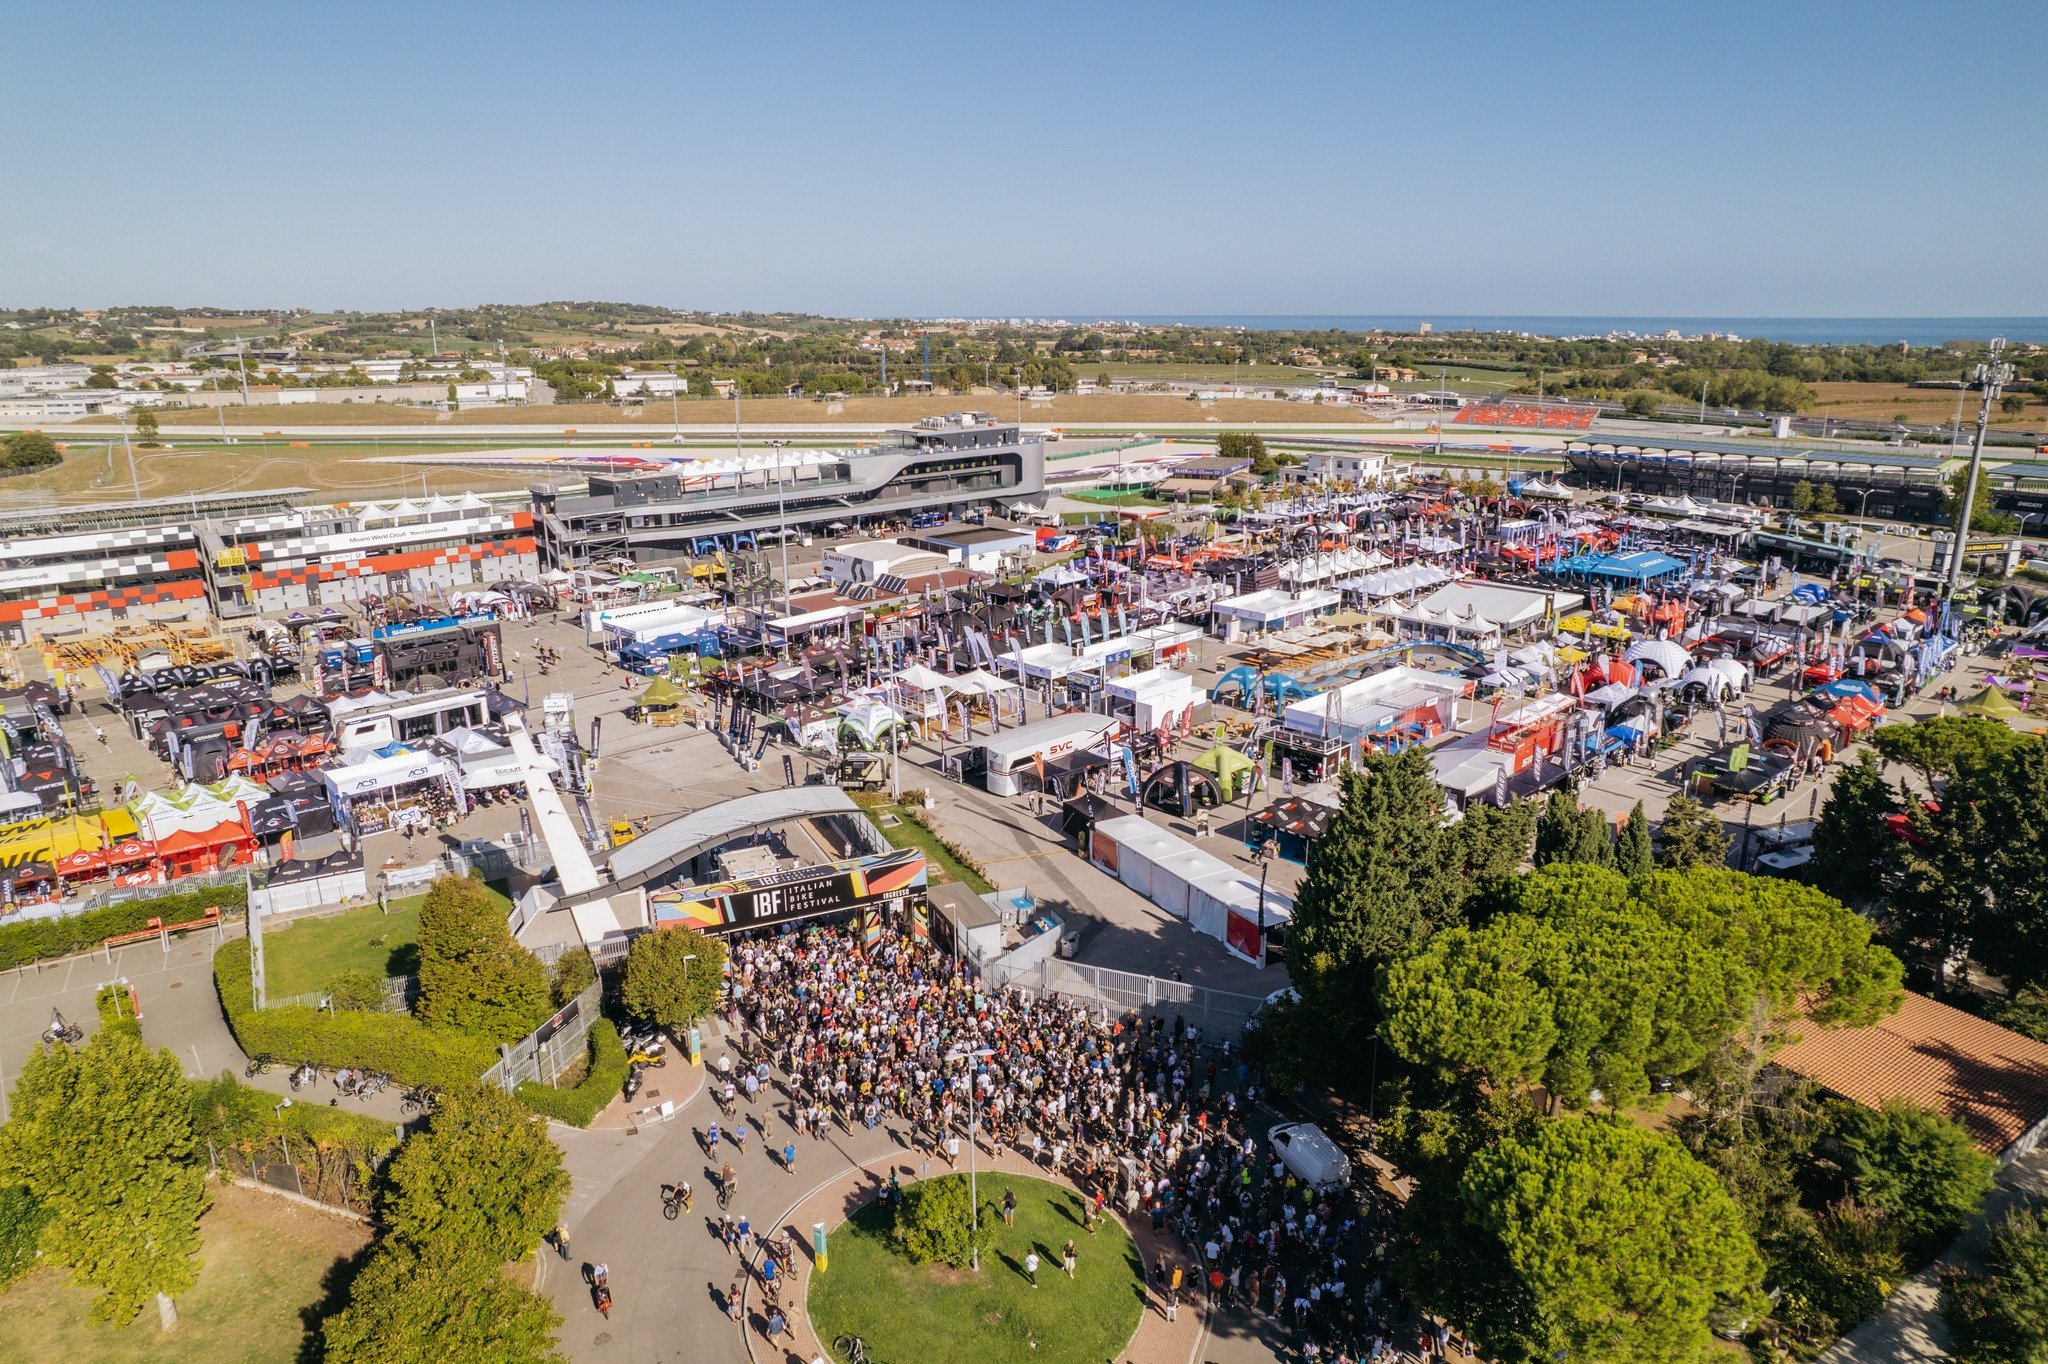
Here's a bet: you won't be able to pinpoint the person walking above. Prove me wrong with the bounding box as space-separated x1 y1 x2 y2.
1062 1238 1077 1279
1024 1250 1040 1289
553 1224 571 1261
1001 1188 1016 1226
726 1279 744 1322
765 1307 789 1341
784 1141 797 1174
1163 1285 1180 1323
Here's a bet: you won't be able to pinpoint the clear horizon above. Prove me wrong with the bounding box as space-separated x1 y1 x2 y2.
1 1 2042 317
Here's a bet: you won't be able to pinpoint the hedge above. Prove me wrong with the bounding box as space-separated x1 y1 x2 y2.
214 938 497 1090
0 885 246 971
515 1019 627 1127
191 1071 400 1159
0 1185 48 1291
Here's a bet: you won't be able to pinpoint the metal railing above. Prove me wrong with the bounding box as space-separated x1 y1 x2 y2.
480 980 601 1093
270 973 417 1014
988 957 1269 1036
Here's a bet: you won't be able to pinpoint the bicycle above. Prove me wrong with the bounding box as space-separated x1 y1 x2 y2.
400 1084 439 1117
245 1054 276 1077
835 1333 872 1364
662 1183 693 1220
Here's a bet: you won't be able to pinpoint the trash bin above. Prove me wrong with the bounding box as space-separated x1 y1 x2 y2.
1058 930 1081 960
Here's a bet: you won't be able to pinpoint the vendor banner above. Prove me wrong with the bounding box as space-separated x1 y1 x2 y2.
649 846 928 936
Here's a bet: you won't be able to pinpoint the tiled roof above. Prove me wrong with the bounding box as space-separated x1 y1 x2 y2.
1775 991 2048 1156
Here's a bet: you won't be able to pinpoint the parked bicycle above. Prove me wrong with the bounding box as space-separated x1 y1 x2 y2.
245 1053 277 1077
289 1060 320 1091
43 1010 84 1046
400 1084 439 1117
835 1333 872 1364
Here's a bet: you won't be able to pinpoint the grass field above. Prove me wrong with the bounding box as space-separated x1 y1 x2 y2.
260 882 516 999
1808 380 2043 429
0 1181 370 1364
21 438 544 501
807 1174 1145 1364
262 895 426 999
854 797 994 893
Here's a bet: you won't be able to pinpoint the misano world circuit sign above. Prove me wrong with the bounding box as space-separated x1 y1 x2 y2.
649 846 928 935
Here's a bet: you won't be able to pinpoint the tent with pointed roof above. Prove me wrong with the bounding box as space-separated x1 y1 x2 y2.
637 675 687 709
1190 744 1257 801
1959 685 2030 722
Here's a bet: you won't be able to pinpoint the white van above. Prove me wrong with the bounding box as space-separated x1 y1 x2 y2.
1270 1122 1351 1193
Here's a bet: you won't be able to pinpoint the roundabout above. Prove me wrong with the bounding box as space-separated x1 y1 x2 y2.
805 1172 1148 1364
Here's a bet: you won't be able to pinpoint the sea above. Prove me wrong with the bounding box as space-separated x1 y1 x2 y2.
1061 316 2048 347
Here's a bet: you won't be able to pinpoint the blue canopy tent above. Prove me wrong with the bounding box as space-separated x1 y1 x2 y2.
1791 583 1831 605
1814 678 1881 704
1545 550 1686 584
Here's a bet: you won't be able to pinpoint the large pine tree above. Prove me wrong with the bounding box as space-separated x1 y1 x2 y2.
1289 748 1461 1072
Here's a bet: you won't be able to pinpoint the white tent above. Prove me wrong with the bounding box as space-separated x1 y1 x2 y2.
1679 665 1731 698
1623 639 1691 677
892 664 958 694
1706 658 1749 693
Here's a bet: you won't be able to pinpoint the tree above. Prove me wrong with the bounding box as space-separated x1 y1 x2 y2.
1656 795 1729 870
1 431 62 472
1943 1204 2048 1364
1382 867 1753 1109
549 946 597 1007
414 874 548 1041
891 1174 998 1269
1813 482 1839 515
1456 1118 1765 1363
1810 752 1902 908
0 1184 50 1291
381 1084 568 1264
1841 1099 1995 1247
1288 749 1463 1079
1949 464 2021 534
1909 738 2048 993
2003 394 2028 416
1622 390 1661 418
321 1238 563 1364
1616 802 1654 878
1442 797 1537 918
1532 786 1584 868
0 1029 206 1322
1872 715 2022 793
1216 430 1274 475
1790 480 1816 513
622 927 727 1032
133 408 160 445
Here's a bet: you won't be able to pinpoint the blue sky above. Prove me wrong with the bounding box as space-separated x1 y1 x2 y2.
1 1 2041 316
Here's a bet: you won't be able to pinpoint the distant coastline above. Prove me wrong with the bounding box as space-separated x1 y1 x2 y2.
1057 316 2048 347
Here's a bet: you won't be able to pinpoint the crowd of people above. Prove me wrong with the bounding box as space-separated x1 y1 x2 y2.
718 921 1454 1363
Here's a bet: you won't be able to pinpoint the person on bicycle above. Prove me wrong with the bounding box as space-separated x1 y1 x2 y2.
674 1178 692 1212
706 1120 720 1154
721 1163 738 1207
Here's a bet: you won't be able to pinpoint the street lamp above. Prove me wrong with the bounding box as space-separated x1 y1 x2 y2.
943 1044 995 1270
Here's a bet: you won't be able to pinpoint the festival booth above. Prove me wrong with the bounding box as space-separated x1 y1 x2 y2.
1191 743 1258 802
1274 666 1469 780
319 748 462 836
1087 815 1288 966
131 778 264 878
264 771 340 839
432 726 556 796
1210 588 1341 643
0 808 152 898
1249 791 1337 863
1105 667 1199 731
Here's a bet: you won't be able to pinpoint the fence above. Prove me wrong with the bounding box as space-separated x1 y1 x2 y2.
988 957 1269 1036
271 972 418 1014
479 980 601 1093
205 1134 379 1217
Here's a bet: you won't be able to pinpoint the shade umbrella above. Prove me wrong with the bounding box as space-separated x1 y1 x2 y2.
637 675 687 709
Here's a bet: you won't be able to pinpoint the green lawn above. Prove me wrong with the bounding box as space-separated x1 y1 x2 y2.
0 1182 370 1364
262 882 515 999
856 799 995 894
808 1174 1145 1364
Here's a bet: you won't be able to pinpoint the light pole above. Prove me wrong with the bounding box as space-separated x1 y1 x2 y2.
770 439 793 615
944 1044 995 1270
1944 339 2015 600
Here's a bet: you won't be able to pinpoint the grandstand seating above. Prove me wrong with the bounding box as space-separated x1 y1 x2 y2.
1453 400 1598 430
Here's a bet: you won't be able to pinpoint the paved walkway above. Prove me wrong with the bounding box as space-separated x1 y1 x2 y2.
1823 1145 2048 1363
737 1147 1204 1364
